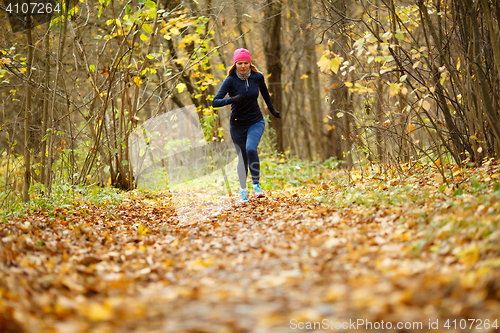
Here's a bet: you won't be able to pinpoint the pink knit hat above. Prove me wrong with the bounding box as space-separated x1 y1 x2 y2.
233 48 251 63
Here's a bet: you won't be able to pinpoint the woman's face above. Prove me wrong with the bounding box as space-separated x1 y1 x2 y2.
236 61 250 75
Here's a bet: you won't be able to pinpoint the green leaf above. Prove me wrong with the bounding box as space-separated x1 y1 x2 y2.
453 188 463 197
471 177 481 190
147 9 157 19
395 32 404 40
438 184 447 192
145 0 155 9
126 4 131 15
440 72 447 85
121 160 129 166
143 23 152 34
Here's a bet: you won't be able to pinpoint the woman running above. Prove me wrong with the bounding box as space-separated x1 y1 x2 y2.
212 48 280 202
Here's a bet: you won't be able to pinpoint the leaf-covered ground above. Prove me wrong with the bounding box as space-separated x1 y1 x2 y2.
2 162 500 332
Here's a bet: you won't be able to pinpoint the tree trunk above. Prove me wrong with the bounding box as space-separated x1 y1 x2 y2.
40 31 50 188
234 0 248 50
303 0 323 160
23 15 33 202
467 0 500 151
46 4 68 193
344 96 353 168
263 0 283 153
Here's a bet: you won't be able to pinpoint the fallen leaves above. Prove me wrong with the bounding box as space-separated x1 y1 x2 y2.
1 162 500 331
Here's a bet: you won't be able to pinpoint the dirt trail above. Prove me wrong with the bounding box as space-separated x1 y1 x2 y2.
1 187 500 332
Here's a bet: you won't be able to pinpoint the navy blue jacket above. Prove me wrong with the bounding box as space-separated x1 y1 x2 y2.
212 71 274 127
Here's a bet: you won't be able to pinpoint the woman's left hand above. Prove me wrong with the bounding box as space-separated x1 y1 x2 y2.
269 108 281 118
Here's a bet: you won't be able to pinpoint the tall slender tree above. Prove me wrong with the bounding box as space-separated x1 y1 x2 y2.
23 15 33 202
263 0 283 153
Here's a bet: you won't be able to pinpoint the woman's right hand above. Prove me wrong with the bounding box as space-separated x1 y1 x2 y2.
269 107 281 118
230 94 244 104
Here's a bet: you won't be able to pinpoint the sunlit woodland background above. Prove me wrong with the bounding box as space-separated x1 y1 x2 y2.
0 0 499 205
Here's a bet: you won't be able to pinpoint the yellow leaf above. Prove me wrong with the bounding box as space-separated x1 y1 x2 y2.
137 223 148 236
300 74 309 79
317 54 330 73
190 256 214 270
132 76 143 87
330 54 341 74
176 83 186 93
143 23 152 34
170 27 180 35
140 34 149 41
86 302 113 321
456 246 480 267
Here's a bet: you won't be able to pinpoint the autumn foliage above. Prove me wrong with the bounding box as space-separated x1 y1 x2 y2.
2 160 500 331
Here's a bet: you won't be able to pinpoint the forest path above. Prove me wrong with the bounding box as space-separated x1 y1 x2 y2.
2 170 500 332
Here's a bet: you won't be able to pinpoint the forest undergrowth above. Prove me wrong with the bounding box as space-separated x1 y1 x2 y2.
1 158 500 332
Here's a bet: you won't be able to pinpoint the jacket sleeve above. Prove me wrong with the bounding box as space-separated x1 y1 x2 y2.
259 74 274 110
212 77 233 108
